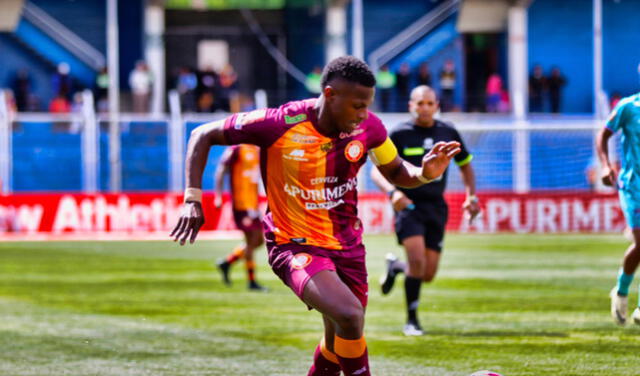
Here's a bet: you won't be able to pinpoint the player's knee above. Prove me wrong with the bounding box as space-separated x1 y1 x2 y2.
422 272 436 283
333 304 364 332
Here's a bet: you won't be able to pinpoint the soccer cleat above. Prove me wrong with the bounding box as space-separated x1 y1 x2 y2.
217 260 232 286
403 320 424 336
380 253 399 295
610 287 628 325
248 281 268 292
632 307 640 325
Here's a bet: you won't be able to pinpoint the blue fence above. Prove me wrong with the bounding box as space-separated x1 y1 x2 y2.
9 116 600 193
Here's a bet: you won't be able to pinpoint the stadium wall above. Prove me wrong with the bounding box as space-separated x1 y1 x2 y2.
0 192 624 236
528 0 640 113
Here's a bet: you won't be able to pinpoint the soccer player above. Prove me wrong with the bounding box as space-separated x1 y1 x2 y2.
213 144 266 291
597 92 640 325
171 56 461 375
372 85 480 336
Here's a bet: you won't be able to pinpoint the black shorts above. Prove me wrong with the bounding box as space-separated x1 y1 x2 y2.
394 199 448 252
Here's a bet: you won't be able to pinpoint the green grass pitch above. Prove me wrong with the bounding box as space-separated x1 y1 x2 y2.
1 234 639 375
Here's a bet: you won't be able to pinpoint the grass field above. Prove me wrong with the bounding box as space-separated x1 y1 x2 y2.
1 234 639 376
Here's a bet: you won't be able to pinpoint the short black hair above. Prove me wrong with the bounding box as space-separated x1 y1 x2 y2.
320 56 376 89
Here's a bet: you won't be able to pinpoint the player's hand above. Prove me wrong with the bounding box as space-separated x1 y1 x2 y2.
390 190 414 212
601 166 617 187
170 201 205 245
421 141 461 181
214 194 222 209
463 196 481 225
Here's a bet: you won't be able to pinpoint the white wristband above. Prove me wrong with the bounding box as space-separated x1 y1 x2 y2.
184 187 203 203
417 174 433 184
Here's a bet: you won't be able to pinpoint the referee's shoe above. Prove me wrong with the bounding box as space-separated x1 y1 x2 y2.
380 253 399 295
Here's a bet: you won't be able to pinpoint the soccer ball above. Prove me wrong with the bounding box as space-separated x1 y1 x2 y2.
470 371 503 376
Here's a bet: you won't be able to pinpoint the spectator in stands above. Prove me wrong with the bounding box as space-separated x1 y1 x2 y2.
529 64 546 113
376 64 396 112
129 60 153 113
49 93 71 113
197 66 218 112
498 88 511 113
95 67 109 113
305 66 323 95
485 73 503 113
239 94 256 112
416 62 432 87
197 92 215 113
439 60 456 112
52 62 73 100
176 66 198 112
12 69 32 112
547 67 566 113
218 64 239 113
395 63 411 112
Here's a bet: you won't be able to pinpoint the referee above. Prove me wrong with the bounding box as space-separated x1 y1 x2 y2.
371 85 480 336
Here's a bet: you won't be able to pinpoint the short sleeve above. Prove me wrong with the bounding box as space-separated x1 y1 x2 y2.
606 99 629 133
364 112 388 150
223 108 284 147
452 128 472 166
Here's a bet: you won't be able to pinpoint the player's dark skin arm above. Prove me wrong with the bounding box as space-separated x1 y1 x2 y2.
376 141 461 188
596 127 617 186
170 120 229 245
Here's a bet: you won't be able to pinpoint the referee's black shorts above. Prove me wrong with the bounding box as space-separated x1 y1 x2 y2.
394 198 448 252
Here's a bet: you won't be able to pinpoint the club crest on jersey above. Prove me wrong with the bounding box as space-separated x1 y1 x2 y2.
291 252 313 269
345 140 364 162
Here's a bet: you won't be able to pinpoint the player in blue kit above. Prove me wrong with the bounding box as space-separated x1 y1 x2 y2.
597 92 640 325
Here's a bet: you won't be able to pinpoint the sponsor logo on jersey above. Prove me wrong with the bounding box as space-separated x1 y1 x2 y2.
284 148 308 161
423 137 434 150
305 199 344 210
310 176 338 185
291 133 319 144
291 252 312 269
284 114 308 124
345 140 364 162
284 177 357 201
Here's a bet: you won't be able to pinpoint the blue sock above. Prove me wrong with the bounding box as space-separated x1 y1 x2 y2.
616 268 634 296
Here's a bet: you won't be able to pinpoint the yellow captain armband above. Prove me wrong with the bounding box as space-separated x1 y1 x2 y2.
368 137 398 166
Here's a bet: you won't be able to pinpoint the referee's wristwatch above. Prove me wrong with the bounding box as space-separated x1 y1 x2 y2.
388 189 398 199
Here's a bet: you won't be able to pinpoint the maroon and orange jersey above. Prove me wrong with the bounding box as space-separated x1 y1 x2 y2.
223 99 387 250
222 144 261 211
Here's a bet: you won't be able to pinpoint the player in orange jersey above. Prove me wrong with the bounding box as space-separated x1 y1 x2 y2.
214 144 266 291
171 56 460 376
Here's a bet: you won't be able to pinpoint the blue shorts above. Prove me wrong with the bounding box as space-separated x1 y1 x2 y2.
619 188 640 229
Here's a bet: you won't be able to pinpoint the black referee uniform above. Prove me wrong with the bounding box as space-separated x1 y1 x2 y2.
390 119 472 252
